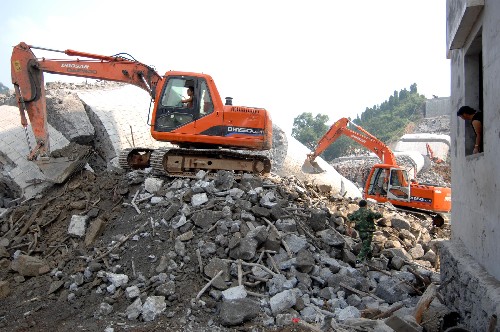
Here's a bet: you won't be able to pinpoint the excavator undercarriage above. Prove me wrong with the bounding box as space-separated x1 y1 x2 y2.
119 147 272 178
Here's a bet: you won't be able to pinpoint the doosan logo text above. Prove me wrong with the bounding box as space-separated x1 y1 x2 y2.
227 127 263 134
61 64 90 69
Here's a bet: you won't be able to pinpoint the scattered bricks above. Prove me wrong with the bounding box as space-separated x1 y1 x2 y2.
106 272 129 288
48 280 64 295
0 246 9 258
232 237 258 260
214 171 235 191
384 315 421 332
247 226 268 244
177 230 194 242
240 211 255 222
270 289 298 315
336 306 361 321
141 296 166 322
409 244 425 259
374 277 409 304
68 215 89 237
191 193 208 206
70 200 87 210
296 249 315 273
155 281 175 297
0 280 10 298
276 218 297 233
316 229 346 248
260 191 277 208
390 218 411 231
126 298 142 320
228 187 244 199
205 258 230 286
267 274 288 296
317 184 332 194
192 210 223 230
270 205 286 220
144 177 164 194
219 298 260 327
422 249 437 263
95 302 113 317
263 232 281 252
251 206 271 218
283 234 308 253
240 174 263 190
390 256 406 270
163 202 181 221
308 209 329 232
222 285 247 301
10 255 50 277
381 248 413 262
172 215 188 229
85 218 105 247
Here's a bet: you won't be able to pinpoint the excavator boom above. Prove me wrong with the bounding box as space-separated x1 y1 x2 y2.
11 42 163 183
302 117 396 173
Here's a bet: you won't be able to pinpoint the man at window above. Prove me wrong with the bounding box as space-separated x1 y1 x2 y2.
181 86 194 108
457 106 483 154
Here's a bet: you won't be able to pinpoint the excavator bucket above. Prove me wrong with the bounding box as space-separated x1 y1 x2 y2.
35 145 92 184
301 156 325 174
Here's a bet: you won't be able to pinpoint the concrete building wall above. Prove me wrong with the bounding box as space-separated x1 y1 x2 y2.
448 0 500 280
425 97 450 117
443 0 500 329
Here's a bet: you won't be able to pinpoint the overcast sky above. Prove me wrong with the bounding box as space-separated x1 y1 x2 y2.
0 0 450 133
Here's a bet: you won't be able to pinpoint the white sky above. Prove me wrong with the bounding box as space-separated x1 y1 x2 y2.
0 0 450 133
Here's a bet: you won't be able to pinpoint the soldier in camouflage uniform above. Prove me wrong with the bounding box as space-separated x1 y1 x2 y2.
347 200 382 264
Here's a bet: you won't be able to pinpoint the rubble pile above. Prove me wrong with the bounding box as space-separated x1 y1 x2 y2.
412 116 450 135
0 166 454 331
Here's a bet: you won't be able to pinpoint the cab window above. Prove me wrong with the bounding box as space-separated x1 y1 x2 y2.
161 78 186 107
199 81 214 116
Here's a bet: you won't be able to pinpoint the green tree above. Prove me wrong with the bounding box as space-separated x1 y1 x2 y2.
291 83 427 163
291 112 329 150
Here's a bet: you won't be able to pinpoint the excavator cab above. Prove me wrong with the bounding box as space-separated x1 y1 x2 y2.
386 167 411 201
156 77 198 130
155 76 217 132
366 166 410 202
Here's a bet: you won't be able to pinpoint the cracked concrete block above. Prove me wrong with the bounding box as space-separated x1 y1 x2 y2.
68 215 89 237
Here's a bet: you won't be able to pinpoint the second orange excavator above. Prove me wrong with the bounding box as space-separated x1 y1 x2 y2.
11 42 272 183
302 117 451 225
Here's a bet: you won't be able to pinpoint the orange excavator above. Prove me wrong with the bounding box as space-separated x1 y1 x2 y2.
11 42 272 183
426 143 444 164
302 117 451 225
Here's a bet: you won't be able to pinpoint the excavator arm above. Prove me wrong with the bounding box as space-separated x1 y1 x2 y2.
303 117 397 173
11 42 163 160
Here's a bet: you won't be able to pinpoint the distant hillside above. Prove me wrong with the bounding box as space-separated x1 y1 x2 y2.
0 82 9 95
292 83 426 161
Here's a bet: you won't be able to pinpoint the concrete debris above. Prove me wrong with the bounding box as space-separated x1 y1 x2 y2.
0 165 454 331
0 83 458 331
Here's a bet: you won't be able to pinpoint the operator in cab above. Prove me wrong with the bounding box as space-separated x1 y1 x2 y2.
181 86 194 108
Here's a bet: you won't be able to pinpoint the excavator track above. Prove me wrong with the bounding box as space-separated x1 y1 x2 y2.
119 147 154 171
120 147 271 179
394 205 449 227
150 148 271 178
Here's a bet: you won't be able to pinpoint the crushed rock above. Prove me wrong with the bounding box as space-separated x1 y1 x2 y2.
0 166 453 331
